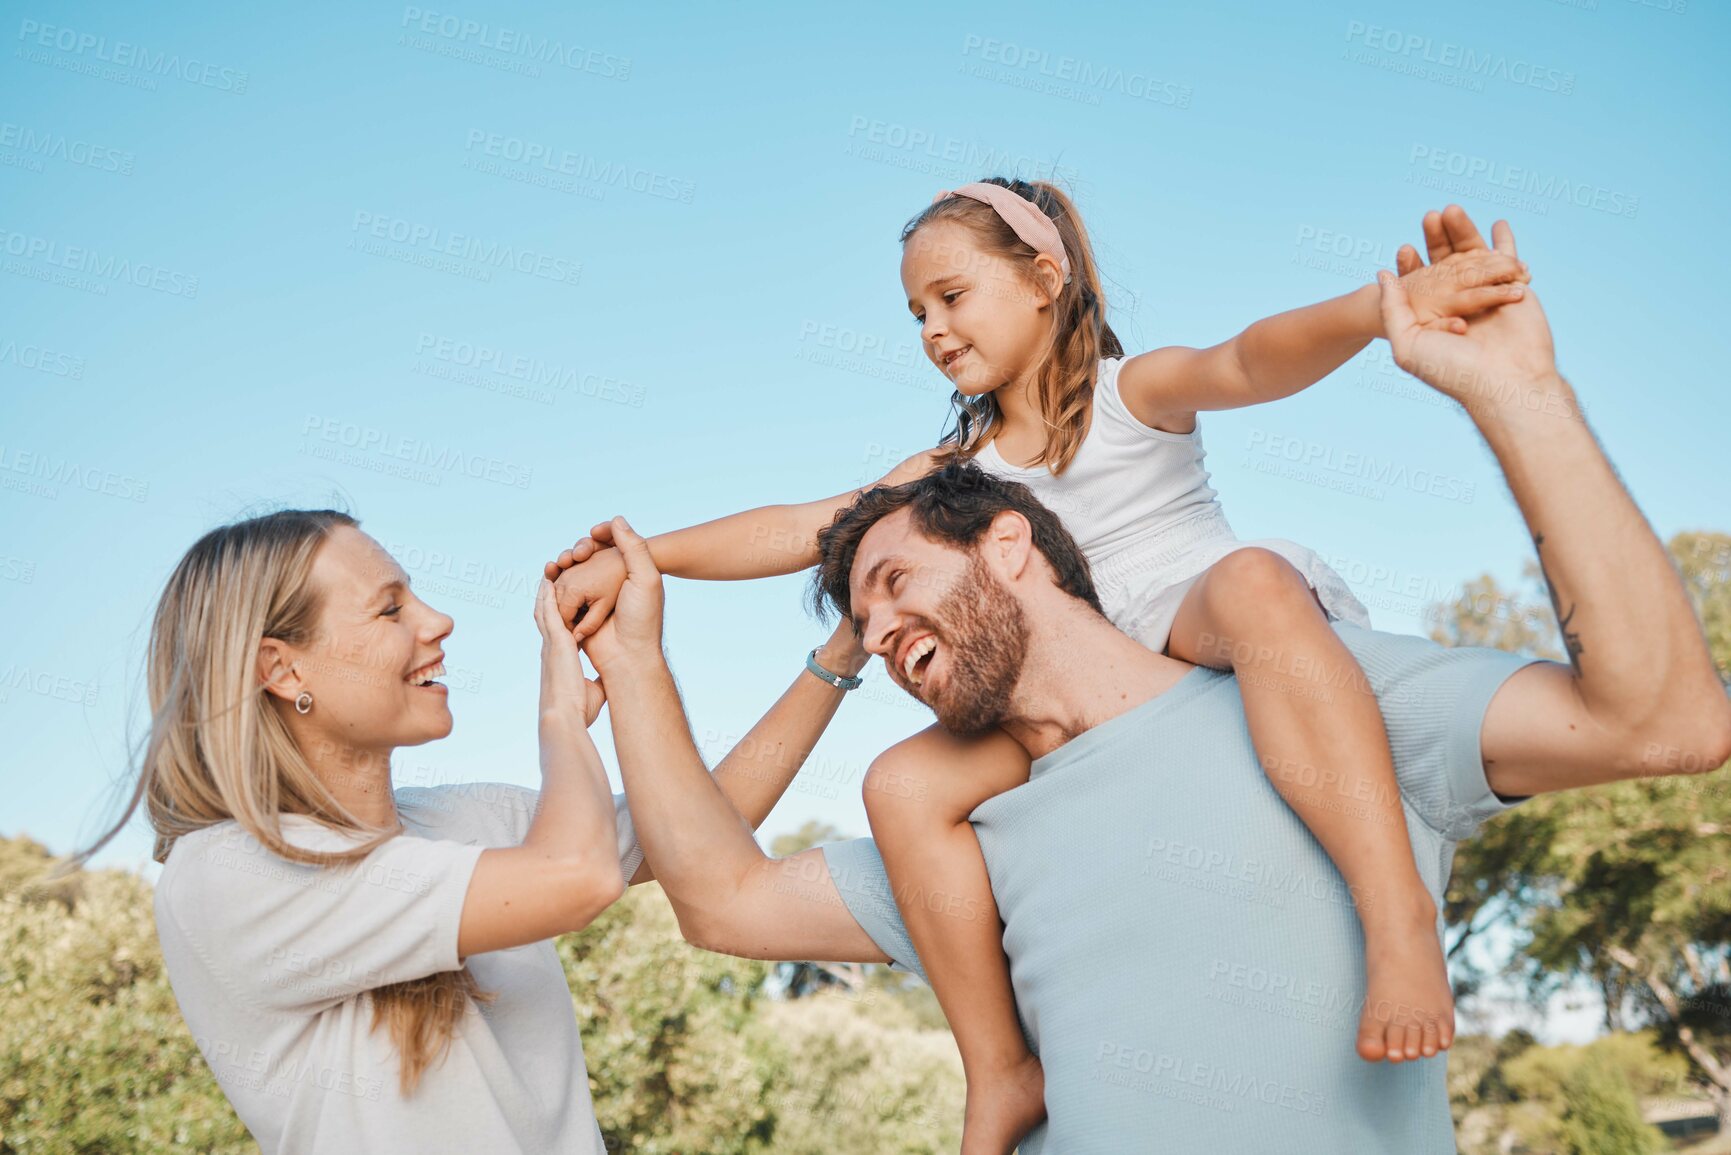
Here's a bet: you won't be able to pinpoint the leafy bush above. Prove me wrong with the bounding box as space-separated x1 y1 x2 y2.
0 835 962 1154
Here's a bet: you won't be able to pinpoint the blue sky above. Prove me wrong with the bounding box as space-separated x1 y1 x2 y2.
3 0 1725 1042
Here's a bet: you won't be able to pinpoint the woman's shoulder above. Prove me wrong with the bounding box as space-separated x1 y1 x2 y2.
154 818 340 936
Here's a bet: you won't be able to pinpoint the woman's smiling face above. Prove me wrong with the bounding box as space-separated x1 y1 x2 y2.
273 526 457 753
901 220 1059 398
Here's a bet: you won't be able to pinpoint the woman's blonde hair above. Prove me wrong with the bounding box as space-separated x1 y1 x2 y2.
903 176 1123 476
75 509 488 1095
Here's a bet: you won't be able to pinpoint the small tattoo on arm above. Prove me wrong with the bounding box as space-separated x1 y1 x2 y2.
1533 533 1586 670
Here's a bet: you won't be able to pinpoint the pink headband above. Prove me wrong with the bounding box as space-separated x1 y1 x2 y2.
931 182 1072 284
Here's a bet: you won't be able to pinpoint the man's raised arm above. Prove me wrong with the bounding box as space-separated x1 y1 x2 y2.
579 515 892 963
1378 208 1731 796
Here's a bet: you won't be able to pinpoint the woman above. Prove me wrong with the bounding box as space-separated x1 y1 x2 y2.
74 509 868 1154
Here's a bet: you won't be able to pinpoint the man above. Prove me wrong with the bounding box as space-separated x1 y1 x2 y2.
572 211 1731 1152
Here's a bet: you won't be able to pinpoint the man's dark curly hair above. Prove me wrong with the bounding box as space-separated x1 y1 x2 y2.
809 458 1106 627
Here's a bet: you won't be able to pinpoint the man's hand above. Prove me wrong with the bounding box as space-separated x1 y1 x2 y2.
816 615 872 681
1379 217 1566 417
546 531 628 641
574 516 666 678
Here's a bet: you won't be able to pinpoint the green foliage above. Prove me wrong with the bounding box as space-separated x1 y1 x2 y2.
0 835 962 1154
1433 531 1731 1138
0 835 253 1155
769 820 844 858
1456 1032 1687 1154
751 994 964 1154
1555 1053 1668 1155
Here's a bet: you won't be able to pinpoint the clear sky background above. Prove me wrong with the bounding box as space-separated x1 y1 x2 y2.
3 0 1726 1044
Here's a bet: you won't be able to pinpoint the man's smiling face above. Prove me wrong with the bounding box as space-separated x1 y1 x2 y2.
848 507 1030 736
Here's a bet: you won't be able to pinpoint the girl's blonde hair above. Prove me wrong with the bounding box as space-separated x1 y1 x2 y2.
903 176 1122 476
75 509 489 1095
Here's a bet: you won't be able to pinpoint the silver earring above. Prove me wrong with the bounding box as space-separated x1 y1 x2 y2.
294 691 313 715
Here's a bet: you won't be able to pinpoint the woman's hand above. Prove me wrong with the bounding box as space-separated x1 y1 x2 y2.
535 577 607 731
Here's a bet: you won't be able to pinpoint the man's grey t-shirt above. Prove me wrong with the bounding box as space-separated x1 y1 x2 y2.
823 624 1541 1155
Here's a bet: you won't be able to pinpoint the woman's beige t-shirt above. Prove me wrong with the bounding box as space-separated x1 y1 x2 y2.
155 782 643 1155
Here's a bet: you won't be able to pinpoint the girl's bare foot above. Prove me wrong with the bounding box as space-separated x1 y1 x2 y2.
1355 892 1455 1063
961 1053 1046 1155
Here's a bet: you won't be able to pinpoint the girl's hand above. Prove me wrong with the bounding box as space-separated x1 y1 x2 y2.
534 577 607 730
1378 219 1562 411
1391 248 1529 334
546 538 628 642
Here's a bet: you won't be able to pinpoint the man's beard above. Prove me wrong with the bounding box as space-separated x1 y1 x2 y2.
917 552 1030 737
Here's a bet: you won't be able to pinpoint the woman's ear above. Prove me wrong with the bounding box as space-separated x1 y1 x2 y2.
257 638 303 705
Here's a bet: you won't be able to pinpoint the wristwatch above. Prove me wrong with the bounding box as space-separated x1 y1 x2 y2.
805 647 864 691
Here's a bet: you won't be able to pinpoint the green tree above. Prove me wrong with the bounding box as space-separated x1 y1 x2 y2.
1432 531 1731 1134
0 834 254 1155
1455 1032 1684 1154
1554 1053 1667 1155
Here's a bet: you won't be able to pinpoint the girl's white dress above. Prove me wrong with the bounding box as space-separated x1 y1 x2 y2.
971 355 1370 653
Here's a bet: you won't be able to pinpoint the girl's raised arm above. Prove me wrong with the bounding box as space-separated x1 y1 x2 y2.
547 447 946 639
1115 242 1527 432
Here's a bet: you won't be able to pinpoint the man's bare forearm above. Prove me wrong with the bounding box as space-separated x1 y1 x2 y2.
603 656 785 921
1471 376 1727 749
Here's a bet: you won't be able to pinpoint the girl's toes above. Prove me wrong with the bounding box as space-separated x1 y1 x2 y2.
1356 1013 1388 1061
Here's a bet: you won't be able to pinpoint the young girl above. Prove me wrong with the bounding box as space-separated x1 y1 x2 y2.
547 185 1527 1152
68 509 869 1154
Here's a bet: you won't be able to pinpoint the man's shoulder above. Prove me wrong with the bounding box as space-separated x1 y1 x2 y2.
397 781 538 845
1329 621 1540 711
